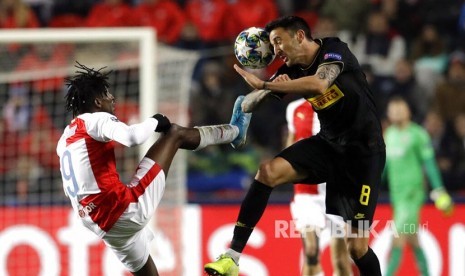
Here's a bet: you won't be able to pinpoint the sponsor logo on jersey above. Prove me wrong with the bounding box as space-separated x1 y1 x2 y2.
306 84 344 110
324 53 342 61
78 202 97 218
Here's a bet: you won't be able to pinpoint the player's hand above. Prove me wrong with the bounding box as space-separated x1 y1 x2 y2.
273 74 291 82
234 64 265 90
430 187 454 216
152 113 171 133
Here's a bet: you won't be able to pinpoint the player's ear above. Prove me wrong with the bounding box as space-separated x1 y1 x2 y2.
94 97 102 108
297 29 305 43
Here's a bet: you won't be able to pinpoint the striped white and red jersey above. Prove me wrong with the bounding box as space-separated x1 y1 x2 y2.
286 98 324 195
56 112 160 237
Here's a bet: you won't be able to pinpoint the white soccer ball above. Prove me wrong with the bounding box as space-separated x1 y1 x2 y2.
234 27 275 69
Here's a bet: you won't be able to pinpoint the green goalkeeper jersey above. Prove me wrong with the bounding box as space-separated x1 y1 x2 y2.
385 122 436 197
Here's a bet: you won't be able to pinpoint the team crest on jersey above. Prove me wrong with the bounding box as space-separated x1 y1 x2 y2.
306 84 344 110
324 53 342 61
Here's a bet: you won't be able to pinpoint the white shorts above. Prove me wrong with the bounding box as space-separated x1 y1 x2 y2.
290 193 345 233
102 157 165 272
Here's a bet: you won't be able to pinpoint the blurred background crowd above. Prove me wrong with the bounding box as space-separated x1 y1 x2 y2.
1 0 465 204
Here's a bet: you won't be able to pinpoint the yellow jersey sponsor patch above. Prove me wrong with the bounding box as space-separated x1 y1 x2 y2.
306 84 344 110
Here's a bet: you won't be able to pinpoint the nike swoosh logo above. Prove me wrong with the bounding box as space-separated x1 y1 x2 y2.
354 213 365 219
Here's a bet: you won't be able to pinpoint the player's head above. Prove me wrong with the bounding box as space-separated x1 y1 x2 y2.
65 62 115 117
265 16 312 41
387 96 411 126
265 16 313 67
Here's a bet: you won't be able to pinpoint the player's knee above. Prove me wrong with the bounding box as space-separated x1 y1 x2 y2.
256 162 282 187
163 124 183 140
304 243 319 261
347 239 368 260
305 253 319 266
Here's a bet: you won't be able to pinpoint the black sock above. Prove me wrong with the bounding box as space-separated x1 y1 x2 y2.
353 247 381 276
230 180 272 253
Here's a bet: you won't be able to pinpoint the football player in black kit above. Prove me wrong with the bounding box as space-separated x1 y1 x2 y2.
205 15 385 276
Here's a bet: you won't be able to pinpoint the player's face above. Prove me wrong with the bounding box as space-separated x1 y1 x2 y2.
269 27 301 67
98 90 116 115
387 100 410 125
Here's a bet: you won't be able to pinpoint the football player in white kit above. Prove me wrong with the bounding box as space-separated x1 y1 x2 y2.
286 98 351 276
56 63 251 276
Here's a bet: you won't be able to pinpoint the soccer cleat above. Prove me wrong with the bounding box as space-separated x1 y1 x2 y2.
230 95 252 149
204 254 239 276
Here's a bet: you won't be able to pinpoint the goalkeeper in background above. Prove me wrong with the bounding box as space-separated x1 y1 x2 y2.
384 96 454 276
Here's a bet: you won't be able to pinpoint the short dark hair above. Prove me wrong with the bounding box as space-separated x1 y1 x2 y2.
265 16 313 40
65 62 111 117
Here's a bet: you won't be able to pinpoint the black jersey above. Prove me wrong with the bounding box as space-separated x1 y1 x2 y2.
273 37 385 155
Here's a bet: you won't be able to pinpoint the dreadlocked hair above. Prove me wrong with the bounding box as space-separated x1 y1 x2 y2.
65 62 111 117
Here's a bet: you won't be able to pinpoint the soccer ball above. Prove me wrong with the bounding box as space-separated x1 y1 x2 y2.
234 27 275 69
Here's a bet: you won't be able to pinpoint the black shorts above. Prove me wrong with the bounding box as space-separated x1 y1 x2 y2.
277 135 386 229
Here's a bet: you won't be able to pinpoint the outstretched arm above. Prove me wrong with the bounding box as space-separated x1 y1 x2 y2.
234 63 342 97
102 117 158 147
99 114 170 147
